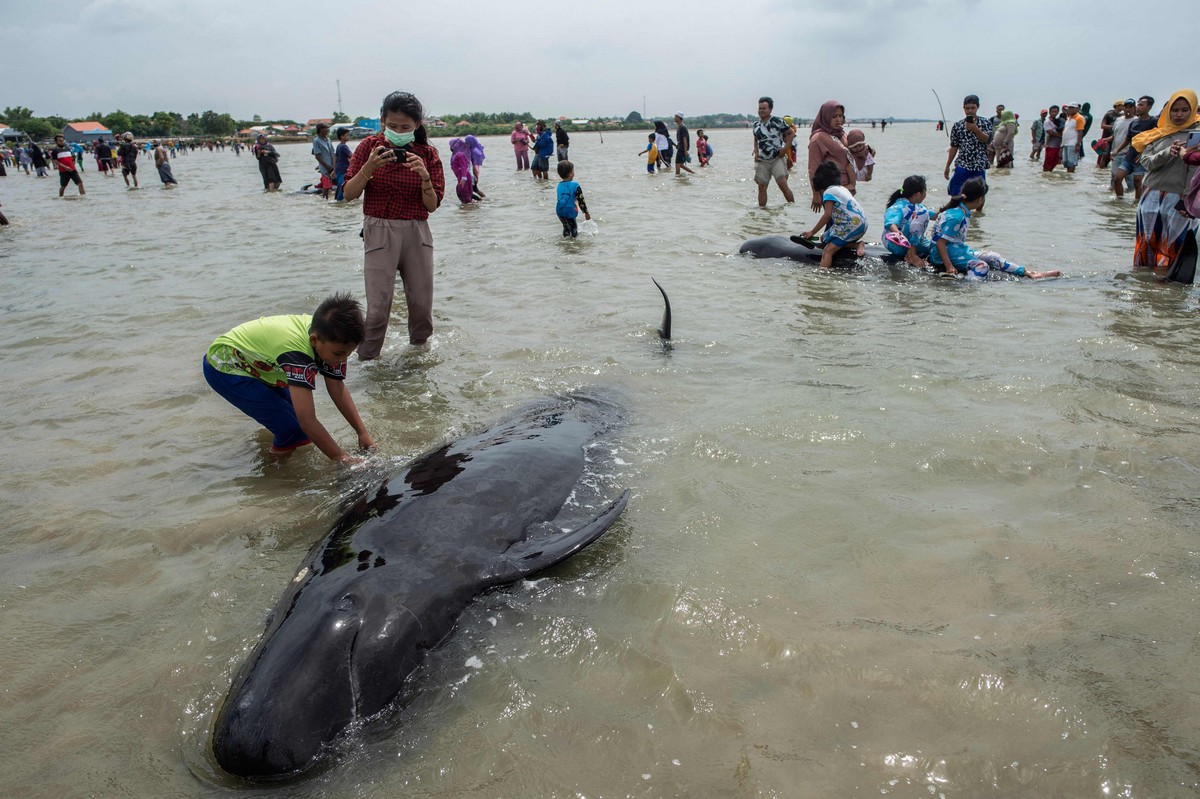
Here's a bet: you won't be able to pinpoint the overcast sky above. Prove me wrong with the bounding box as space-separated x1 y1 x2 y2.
3 0 1190 123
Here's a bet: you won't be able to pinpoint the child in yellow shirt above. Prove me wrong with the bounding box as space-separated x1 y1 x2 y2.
638 134 659 173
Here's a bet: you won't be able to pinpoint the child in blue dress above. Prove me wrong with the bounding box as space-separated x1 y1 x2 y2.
883 175 934 268
796 160 867 267
930 178 1061 279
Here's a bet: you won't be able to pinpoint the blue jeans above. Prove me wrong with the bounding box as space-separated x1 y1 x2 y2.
334 170 347 201
202 355 310 450
948 166 986 196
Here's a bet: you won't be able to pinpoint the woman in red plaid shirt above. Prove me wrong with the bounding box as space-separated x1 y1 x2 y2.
342 91 446 356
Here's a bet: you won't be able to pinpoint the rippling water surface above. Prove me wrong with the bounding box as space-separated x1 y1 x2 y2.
2 127 1198 798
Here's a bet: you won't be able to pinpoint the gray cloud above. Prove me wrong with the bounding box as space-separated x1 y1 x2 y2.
2 0 1190 125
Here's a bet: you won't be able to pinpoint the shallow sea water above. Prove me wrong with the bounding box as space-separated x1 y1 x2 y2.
1 127 1198 798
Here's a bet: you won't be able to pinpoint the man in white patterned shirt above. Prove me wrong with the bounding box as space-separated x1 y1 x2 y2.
752 96 795 208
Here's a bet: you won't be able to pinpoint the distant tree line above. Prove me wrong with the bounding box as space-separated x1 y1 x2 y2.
415 110 765 138
2 105 798 142
623 111 769 127
2 106 246 140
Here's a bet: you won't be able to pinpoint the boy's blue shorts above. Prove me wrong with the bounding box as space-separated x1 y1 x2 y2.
202 355 311 451
948 166 986 196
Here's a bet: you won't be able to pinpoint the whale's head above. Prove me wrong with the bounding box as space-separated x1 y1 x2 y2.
212 563 443 779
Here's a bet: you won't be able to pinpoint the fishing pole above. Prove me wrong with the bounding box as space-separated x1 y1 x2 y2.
932 89 949 137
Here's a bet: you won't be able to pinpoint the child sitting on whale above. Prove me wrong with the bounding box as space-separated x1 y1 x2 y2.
929 178 1061 280
883 174 934 268
795 159 867 267
202 293 375 464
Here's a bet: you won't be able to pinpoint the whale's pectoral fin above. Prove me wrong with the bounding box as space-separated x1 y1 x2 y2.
486 489 631 586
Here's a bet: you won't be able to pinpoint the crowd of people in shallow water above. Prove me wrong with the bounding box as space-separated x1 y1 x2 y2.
748 92 1199 281
0 133 238 201
6 86 1199 462
983 92 1200 281
5 89 1196 279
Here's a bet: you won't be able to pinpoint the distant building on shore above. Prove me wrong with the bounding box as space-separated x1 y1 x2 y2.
62 121 112 143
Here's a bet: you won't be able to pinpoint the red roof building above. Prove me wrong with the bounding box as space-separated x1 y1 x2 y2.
62 121 113 143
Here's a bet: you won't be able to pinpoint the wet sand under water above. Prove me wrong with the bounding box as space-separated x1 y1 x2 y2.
1 126 1198 797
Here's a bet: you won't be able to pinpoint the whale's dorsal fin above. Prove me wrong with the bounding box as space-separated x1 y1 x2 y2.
485 489 630 585
652 278 672 340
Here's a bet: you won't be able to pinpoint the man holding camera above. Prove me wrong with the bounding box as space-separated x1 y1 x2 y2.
943 94 993 196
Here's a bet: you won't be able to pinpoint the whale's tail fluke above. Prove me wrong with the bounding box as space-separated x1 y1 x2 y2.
652 278 672 340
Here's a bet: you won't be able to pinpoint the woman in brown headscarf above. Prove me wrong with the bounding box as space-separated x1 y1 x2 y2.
807 100 857 211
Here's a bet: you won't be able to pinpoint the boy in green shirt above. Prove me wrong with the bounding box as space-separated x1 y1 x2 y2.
203 293 375 464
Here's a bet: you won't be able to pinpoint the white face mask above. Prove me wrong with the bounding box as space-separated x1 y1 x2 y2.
384 128 415 147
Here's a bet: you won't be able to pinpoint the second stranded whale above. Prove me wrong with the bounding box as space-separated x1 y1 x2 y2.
211 392 631 779
739 235 899 264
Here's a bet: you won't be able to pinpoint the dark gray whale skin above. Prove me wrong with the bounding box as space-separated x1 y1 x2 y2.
739 236 900 264
211 393 630 779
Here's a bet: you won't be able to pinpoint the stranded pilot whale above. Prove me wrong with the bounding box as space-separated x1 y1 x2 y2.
739 235 899 264
212 392 630 779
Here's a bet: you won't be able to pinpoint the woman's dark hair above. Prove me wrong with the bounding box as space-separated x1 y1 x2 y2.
380 91 428 145
887 175 927 209
654 120 669 136
310 292 365 344
811 159 842 192
937 177 988 215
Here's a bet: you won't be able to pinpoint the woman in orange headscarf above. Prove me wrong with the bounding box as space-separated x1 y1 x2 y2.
1132 90 1200 271
807 100 856 212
